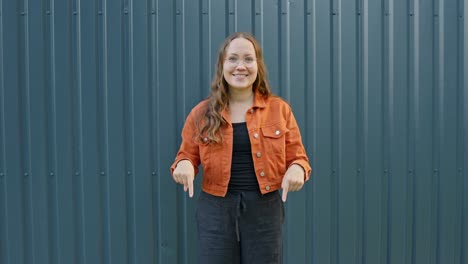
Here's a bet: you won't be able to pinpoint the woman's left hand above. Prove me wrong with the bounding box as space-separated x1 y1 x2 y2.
281 164 305 202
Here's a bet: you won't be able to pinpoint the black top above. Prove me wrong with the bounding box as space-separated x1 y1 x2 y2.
228 122 259 191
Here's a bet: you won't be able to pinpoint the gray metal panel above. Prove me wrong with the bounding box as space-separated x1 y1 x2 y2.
0 0 466 263
309 0 334 263
413 1 436 263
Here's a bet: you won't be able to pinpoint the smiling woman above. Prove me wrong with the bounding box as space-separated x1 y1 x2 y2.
170 32 311 264
222 38 258 93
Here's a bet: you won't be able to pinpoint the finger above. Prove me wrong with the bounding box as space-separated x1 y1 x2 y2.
282 187 288 202
182 175 188 190
289 179 303 192
188 179 194 198
290 182 300 192
282 179 289 202
174 175 180 183
176 174 184 185
295 180 304 191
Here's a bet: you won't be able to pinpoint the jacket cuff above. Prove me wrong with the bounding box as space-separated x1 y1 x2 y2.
289 160 311 181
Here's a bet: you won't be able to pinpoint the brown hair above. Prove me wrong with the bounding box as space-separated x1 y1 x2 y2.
196 32 272 143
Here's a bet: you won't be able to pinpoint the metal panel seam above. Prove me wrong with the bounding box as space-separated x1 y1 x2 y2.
19 0 35 262
45 0 60 263
0 1 9 262
123 0 137 262
97 0 111 262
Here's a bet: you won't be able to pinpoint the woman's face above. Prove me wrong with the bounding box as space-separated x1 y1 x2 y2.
223 38 258 92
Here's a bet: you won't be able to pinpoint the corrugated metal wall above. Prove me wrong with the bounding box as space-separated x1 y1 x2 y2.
0 0 466 263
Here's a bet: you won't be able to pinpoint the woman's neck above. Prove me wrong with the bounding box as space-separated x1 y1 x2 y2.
228 89 254 123
229 89 254 104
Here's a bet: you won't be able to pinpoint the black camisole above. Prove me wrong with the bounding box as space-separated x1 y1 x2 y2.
228 122 259 191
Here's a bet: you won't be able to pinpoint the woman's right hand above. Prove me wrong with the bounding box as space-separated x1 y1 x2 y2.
172 160 195 197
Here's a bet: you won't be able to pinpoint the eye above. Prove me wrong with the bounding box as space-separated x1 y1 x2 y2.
244 57 255 64
227 57 238 63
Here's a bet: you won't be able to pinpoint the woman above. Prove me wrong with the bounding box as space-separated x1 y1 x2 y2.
171 32 311 264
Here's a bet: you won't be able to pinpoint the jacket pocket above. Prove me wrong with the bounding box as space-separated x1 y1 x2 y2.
261 124 289 155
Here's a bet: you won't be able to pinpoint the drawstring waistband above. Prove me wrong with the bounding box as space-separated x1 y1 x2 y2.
198 190 280 243
235 192 247 242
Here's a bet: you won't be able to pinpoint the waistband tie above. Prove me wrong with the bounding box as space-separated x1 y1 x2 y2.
235 192 247 242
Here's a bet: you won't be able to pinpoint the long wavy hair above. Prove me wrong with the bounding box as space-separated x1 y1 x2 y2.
196 32 272 144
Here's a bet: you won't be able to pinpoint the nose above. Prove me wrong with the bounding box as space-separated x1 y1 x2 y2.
235 61 248 69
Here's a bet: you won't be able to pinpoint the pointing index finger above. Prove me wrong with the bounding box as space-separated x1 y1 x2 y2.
188 178 194 198
282 184 289 202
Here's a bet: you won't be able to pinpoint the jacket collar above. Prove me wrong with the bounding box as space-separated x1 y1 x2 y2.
252 90 267 109
221 90 267 123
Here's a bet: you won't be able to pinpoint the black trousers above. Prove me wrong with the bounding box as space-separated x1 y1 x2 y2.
196 190 284 264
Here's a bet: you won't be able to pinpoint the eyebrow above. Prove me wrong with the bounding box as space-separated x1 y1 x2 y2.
226 53 255 56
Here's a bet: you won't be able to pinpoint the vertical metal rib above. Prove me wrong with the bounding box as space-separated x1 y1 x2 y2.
175 0 188 263
122 0 136 262
331 0 339 262
45 0 60 263
407 0 416 262
19 0 35 262
456 0 465 261
97 0 111 262
357 0 367 262
431 0 442 262
70 0 86 262
383 0 392 262
304 0 313 261
0 0 9 263
462 0 468 262
148 0 159 262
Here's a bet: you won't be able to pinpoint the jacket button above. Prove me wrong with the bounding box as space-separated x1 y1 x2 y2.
265 186 271 191
253 133 259 139
256 152 261 158
275 130 280 135
260 171 265 177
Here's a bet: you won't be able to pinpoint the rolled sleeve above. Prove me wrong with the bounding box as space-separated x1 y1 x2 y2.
170 111 200 176
284 107 312 181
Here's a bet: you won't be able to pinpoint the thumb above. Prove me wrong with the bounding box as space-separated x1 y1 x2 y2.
282 182 289 202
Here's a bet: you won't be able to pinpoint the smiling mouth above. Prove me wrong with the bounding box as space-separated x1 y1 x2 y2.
233 74 248 77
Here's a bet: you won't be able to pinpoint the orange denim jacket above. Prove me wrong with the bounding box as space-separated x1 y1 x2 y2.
170 92 311 197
